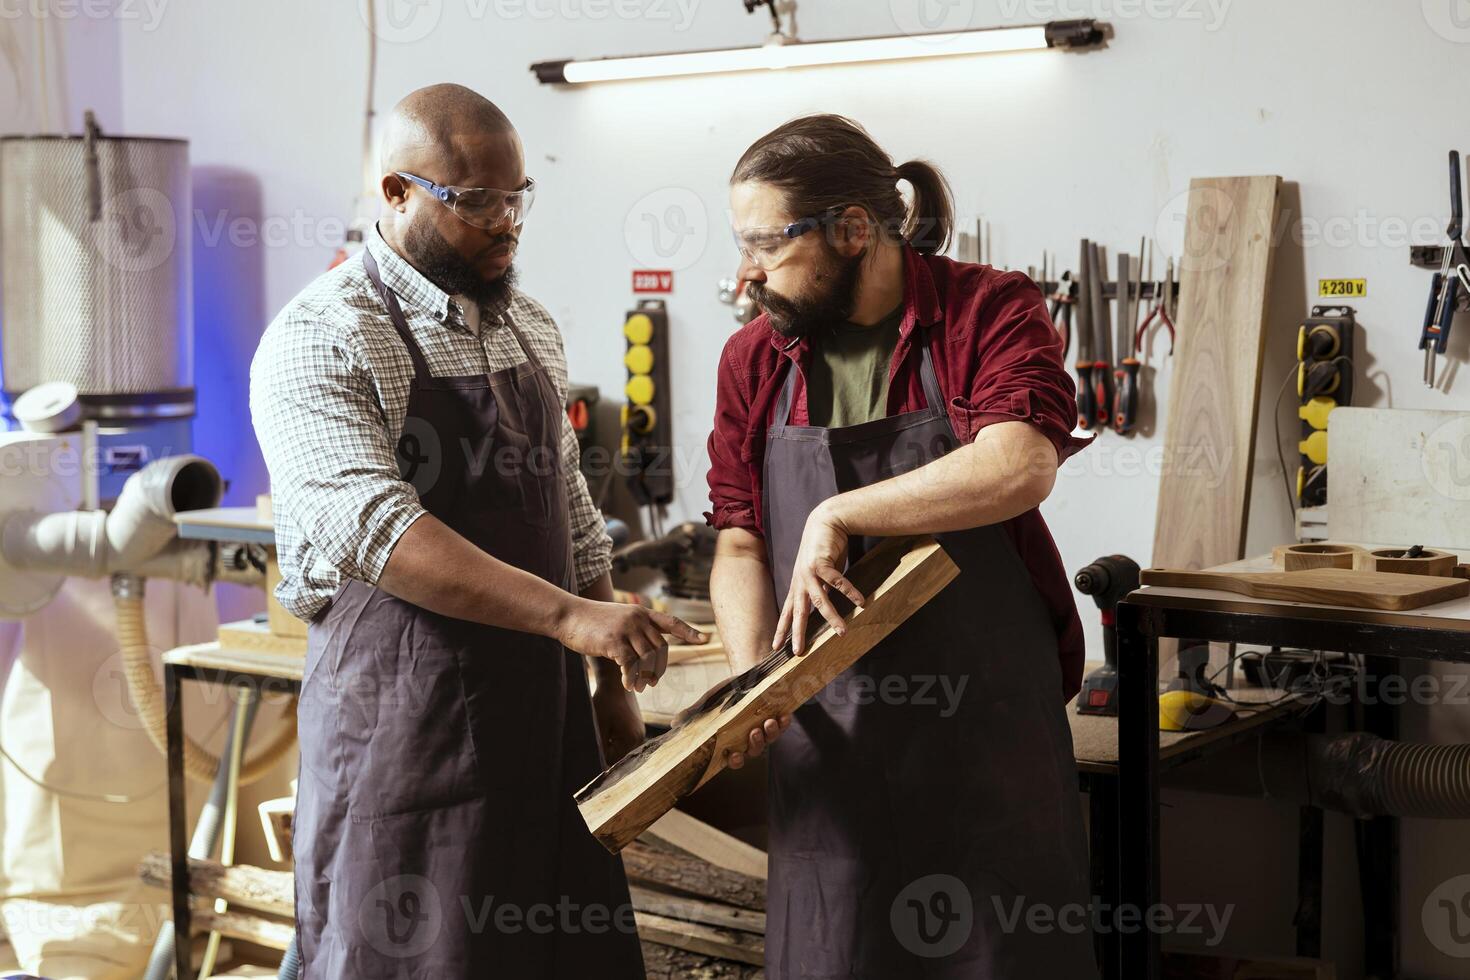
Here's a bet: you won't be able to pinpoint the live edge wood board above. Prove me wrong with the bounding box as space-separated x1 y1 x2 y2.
576 536 959 854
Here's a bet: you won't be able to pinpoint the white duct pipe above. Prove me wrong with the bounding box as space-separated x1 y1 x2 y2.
1 454 223 578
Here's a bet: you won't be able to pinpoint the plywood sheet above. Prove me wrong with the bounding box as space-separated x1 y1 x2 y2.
1152 176 1283 571
1328 407 1470 551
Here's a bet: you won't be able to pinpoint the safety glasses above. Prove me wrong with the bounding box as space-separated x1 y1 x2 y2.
733 205 846 269
396 171 536 230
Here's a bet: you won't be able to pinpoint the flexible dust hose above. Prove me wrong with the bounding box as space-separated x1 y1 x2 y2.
115 582 297 785
1306 733 1470 820
1168 732 1470 820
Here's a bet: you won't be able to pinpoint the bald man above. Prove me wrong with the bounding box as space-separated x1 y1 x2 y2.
251 83 693 978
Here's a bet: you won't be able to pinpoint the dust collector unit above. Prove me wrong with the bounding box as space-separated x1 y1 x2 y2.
1 130 194 420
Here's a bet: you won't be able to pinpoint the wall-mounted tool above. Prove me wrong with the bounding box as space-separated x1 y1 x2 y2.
1135 256 1177 356
1075 240 1096 429
717 276 759 326
1294 306 1357 508
1074 554 1141 716
1049 269 1075 359
1088 241 1114 430
1420 149 1466 387
621 300 673 505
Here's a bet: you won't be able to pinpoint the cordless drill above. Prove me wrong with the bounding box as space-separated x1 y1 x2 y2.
1074 554 1141 716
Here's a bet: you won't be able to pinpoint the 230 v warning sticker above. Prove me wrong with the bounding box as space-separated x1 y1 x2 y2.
1318 278 1367 298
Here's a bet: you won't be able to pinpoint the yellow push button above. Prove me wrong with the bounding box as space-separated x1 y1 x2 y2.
1298 430 1328 465
624 344 655 375
626 375 655 406
624 314 654 345
1297 396 1335 431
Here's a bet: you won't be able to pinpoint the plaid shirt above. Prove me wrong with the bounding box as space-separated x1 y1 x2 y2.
250 228 611 621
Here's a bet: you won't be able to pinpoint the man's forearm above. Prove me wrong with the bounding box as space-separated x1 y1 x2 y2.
710 529 779 671
823 421 1058 538
377 513 580 636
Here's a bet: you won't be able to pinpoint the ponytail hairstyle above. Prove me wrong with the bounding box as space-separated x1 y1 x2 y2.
730 114 954 255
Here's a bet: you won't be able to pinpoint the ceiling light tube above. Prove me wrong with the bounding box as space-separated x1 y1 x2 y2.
532 19 1104 85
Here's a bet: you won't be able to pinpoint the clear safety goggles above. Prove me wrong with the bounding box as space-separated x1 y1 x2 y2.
732 205 845 270
397 171 536 230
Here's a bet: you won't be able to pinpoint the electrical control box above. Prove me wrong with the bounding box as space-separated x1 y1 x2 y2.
1295 305 1357 508
621 300 673 505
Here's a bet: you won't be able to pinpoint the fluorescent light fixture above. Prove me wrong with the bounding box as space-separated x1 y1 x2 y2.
532 19 1104 85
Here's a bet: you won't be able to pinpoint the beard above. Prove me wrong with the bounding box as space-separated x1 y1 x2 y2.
745 244 864 339
402 216 519 311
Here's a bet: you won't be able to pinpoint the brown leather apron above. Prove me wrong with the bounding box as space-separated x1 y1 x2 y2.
762 331 1097 979
291 248 643 979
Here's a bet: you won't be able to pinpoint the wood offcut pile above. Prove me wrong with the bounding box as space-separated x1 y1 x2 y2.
140 810 768 976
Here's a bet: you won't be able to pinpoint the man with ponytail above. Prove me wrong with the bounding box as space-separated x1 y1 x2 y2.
705 114 1098 978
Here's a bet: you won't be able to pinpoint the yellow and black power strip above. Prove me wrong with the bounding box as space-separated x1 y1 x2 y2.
620 300 673 505
1295 305 1356 508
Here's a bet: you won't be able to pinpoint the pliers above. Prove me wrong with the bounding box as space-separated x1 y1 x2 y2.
1049 271 1075 360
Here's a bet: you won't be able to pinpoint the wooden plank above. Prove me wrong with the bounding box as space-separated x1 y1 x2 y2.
1152 176 1283 571
645 808 767 880
621 841 765 912
139 852 294 918
161 641 305 682
1139 567 1468 610
577 537 959 853
640 942 763 980
194 909 294 952
265 557 308 640
635 911 764 966
1328 407 1470 550
217 619 308 657
629 886 765 936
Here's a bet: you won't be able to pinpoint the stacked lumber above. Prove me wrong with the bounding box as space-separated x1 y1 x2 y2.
141 811 771 973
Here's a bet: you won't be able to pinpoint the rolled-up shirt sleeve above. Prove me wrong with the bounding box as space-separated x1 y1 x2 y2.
704 336 760 535
957 272 1092 462
250 307 427 587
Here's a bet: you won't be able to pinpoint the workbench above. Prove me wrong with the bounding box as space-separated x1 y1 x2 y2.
1115 549 1470 980
1068 660 1312 980
162 637 303 980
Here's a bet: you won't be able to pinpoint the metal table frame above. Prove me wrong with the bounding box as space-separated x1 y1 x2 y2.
1079 682 1324 979
165 659 302 980
1115 596 1470 980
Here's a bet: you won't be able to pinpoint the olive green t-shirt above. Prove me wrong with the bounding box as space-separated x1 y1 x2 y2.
806 303 904 428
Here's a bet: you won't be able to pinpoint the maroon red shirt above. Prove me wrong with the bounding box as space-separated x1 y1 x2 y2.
704 246 1092 701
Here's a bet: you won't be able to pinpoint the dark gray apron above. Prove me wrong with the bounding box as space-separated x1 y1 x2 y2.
292 248 644 979
762 332 1097 979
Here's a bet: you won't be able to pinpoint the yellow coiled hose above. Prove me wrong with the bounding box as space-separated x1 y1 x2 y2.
115 594 297 784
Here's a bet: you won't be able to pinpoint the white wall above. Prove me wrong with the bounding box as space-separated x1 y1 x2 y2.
8 0 1470 975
